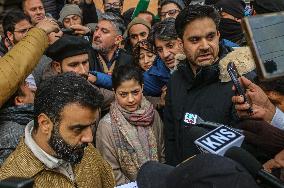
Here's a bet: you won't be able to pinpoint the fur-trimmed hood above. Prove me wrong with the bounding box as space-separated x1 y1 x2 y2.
219 47 256 82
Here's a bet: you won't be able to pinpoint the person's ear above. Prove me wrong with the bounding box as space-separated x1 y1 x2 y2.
37 113 53 136
52 61 62 74
6 31 14 46
216 30 221 38
14 96 25 106
115 35 123 45
177 38 183 49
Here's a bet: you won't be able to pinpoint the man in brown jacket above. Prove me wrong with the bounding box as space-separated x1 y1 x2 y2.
0 18 59 108
0 72 115 188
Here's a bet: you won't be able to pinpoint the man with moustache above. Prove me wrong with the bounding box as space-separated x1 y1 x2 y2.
163 4 244 165
0 73 115 187
1 10 32 56
103 0 123 17
90 12 133 75
45 35 115 113
90 18 184 98
45 35 91 79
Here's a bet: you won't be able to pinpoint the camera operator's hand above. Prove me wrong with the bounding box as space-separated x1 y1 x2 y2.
232 76 276 122
264 149 284 173
263 159 281 173
35 18 60 34
70 25 91 36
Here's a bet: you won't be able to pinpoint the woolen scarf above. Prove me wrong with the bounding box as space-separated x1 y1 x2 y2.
110 97 158 181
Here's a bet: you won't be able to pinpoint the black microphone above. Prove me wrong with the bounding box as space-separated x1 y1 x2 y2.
0 177 34 188
188 126 244 156
184 113 243 133
224 146 284 188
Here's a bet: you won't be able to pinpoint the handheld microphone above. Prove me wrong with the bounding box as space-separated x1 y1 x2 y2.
0 177 34 188
183 113 243 133
187 126 244 156
61 28 75 35
225 147 284 188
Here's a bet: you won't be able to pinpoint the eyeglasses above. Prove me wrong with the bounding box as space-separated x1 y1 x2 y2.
104 2 121 9
160 9 180 18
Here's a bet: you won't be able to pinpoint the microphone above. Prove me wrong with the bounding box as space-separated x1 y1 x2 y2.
0 177 34 188
225 147 284 188
187 125 244 156
184 113 243 133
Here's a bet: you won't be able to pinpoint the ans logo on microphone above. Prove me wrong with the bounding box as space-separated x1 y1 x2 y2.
194 125 244 156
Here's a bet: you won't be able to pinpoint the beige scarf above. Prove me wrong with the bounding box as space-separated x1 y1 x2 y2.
110 97 158 181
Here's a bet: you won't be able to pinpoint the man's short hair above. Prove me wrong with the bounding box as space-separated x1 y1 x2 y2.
22 0 43 10
99 12 126 35
175 4 220 39
138 10 155 25
2 81 26 108
3 9 31 37
148 18 178 46
160 0 185 10
34 72 104 129
102 0 124 5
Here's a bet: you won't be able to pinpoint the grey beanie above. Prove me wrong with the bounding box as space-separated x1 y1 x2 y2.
160 0 186 10
123 17 151 38
58 4 82 23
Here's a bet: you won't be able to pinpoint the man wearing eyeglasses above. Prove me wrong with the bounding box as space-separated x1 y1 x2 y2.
159 0 185 21
0 10 32 57
103 0 123 16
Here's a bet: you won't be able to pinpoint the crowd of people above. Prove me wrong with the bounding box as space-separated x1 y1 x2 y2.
0 0 284 187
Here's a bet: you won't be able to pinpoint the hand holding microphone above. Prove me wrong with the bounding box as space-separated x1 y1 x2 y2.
231 76 276 122
225 146 284 188
264 149 284 173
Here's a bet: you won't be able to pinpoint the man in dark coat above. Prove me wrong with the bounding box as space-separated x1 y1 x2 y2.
0 79 35 165
90 12 134 75
163 4 255 166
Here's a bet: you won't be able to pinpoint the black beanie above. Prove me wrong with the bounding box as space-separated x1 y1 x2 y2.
215 0 246 19
46 35 90 62
254 0 284 14
205 0 219 5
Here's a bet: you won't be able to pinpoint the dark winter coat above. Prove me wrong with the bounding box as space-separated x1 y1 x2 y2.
163 45 257 165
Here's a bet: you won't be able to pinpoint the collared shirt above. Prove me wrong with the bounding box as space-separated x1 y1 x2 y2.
271 107 284 130
24 121 75 181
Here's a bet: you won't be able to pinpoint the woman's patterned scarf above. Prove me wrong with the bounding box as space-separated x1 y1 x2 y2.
110 97 158 181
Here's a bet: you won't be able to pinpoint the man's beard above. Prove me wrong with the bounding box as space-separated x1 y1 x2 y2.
12 35 20 46
92 43 116 56
48 127 87 164
190 48 217 68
